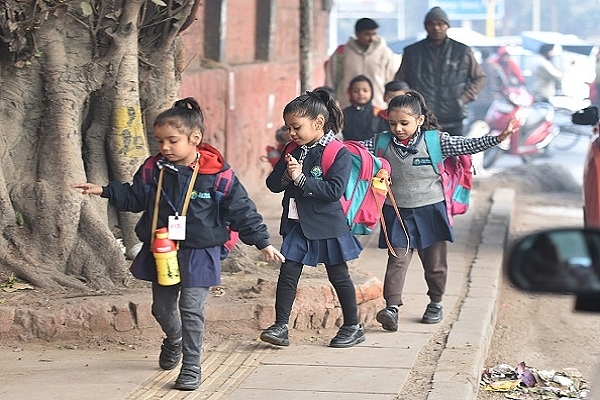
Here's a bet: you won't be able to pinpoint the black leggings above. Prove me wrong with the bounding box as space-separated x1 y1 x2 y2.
274 260 359 326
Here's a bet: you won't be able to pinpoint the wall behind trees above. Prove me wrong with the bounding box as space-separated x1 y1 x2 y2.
177 0 330 189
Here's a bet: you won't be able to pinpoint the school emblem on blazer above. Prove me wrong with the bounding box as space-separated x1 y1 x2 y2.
311 166 323 180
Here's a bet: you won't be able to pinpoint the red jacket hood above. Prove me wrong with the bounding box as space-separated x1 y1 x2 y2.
197 143 226 174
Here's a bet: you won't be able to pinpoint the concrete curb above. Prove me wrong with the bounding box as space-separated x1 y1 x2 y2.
428 188 515 400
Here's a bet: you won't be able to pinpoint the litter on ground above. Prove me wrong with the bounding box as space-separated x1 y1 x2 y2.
481 361 591 399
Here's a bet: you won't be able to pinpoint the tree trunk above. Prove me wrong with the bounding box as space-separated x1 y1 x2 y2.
0 0 196 291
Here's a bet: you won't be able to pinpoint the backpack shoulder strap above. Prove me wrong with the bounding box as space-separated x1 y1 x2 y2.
374 131 394 158
321 139 345 176
214 168 236 224
214 168 235 201
423 130 443 175
283 141 298 155
141 154 162 185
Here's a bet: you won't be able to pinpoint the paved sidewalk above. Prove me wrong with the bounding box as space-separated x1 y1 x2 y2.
0 187 514 400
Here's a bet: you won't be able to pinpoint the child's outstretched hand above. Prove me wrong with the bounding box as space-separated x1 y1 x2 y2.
261 245 286 263
496 117 518 142
72 183 103 196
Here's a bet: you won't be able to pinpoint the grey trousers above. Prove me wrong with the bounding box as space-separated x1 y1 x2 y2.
151 283 209 369
383 241 448 306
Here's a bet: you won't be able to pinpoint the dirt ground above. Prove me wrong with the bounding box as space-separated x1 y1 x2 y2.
2 163 600 399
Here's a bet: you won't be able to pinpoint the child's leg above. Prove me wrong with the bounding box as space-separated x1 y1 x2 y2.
325 262 358 326
179 287 209 369
151 283 182 341
173 286 209 390
274 260 304 324
382 248 414 307
152 283 184 370
260 261 303 346
417 241 447 324
417 241 448 303
326 262 365 348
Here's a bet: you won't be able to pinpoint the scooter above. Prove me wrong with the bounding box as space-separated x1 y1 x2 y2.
469 86 559 169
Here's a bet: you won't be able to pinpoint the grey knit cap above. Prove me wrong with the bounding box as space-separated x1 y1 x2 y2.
424 6 450 27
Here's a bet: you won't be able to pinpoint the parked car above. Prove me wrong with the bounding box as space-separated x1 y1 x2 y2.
572 106 600 227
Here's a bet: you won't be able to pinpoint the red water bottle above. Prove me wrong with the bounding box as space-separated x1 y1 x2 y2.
152 227 181 286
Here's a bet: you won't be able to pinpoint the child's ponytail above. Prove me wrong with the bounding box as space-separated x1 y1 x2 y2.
155 97 206 137
313 87 343 134
283 87 344 134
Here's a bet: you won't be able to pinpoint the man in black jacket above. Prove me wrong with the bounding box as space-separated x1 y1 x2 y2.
395 7 486 136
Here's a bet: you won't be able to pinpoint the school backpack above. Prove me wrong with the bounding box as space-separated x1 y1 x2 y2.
141 154 239 260
374 130 473 226
285 140 388 234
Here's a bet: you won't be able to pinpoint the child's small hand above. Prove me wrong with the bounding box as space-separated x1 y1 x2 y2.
72 183 103 196
497 117 519 142
260 245 286 263
285 153 302 181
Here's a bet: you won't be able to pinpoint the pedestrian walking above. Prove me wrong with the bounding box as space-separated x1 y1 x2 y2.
72 97 284 391
260 88 365 348
325 17 397 110
360 91 515 329
394 6 486 136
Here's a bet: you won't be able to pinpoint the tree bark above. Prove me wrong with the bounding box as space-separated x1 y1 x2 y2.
0 0 197 291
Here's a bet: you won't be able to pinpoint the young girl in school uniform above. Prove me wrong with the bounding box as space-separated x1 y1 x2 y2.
361 90 515 330
260 88 365 348
73 98 284 391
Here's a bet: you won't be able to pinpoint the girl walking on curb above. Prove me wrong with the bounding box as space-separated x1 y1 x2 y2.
361 91 515 330
260 88 365 348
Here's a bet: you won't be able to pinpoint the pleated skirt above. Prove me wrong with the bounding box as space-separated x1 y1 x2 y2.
378 201 454 250
281 221 363 267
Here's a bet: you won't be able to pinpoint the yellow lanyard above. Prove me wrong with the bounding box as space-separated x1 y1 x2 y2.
150 155 200 248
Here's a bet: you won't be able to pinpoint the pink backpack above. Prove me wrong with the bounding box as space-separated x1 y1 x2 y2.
285 140 390 235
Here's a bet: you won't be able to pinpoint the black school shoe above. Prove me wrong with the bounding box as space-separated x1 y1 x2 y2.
328 324 366 348
174 365 201 391
376 307 399 331
421 303 443 324
159 338 182 370
260 323 290 346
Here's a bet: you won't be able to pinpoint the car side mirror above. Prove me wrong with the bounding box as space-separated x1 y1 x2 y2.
506 229 600 312
572 106 599 125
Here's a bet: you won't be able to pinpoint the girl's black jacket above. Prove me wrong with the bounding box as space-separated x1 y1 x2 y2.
101 144 271 250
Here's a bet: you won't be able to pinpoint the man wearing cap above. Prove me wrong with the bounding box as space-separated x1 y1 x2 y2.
394 6 486 136
325 18 397 110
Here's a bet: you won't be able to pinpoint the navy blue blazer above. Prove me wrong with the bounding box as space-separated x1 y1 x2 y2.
266 142 351 240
